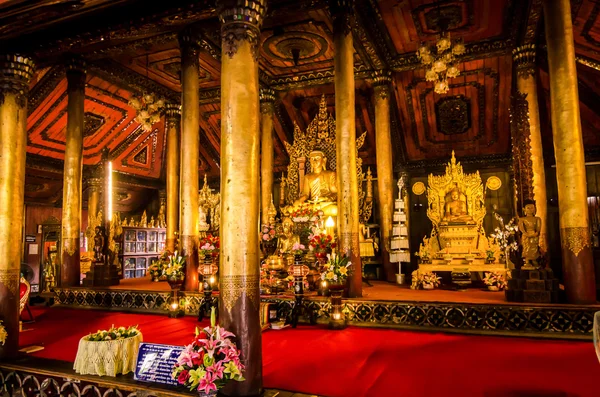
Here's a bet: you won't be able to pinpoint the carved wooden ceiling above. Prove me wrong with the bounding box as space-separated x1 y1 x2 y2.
1 0 598 207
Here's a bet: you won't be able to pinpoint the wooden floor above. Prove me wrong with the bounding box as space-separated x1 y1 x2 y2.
102 277 570 305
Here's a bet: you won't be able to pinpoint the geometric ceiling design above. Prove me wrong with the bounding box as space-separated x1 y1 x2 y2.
3 0 599 206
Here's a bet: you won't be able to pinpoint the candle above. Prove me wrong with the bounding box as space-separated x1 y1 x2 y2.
325 216 335 237
332 312 341 320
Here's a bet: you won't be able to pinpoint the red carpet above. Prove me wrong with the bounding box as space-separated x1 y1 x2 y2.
20 307 598 397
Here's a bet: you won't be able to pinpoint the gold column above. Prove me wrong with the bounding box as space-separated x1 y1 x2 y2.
512 45 548 252
219 1 266 395
179 32 200 291
165 103 181 253
543 0 596 304
372 70 395 282
61 58 86 287
0 54 35 359
86 177 102 252
260 88 275 225
332 0 362 297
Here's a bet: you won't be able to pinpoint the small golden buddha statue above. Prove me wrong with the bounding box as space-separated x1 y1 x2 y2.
291 149 338 217
276 217 300 255
442 187 474 224
518 199 542 268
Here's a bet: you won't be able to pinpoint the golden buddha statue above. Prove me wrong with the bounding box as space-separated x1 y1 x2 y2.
518 199 542 268
442 187 474 224
276 217 300 255
291 149 338 217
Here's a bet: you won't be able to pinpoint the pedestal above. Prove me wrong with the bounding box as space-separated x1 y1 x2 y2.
82 262 120 287
505 268 559 303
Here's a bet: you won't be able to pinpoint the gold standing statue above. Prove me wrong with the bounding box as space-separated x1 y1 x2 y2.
518 199 542 269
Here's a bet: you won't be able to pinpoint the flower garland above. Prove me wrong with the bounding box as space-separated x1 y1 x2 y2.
290 206 323 223
483 271 508 290
86 325 139 342
320 253 352 283
172 308 245 394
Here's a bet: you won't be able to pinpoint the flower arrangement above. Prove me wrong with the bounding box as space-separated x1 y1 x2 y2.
165 251 186 280
483 271 507 290
320 252 352 284
172 308 245 395
260 224 277 242
200 234 220 257
485 249 496 262
414 240 431 263
491 216 519 254
86 325 140 342
309 233 336 254
291 242 305 256
148 262 162 280
290 206 323 223
129 93 165 132
410 270 441 290
0 320 6 346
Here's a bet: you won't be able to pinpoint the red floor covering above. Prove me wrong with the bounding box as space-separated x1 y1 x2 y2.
18 307 598 397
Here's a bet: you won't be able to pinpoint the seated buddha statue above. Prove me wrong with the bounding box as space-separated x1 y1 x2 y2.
442 187 474 224
290 149 338 217
276 217 300 255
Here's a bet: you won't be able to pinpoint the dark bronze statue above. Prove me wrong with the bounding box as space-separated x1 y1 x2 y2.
93 226 106 262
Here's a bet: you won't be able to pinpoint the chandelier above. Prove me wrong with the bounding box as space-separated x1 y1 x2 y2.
128 53 165 132
129 93 165 132
417 32 465 94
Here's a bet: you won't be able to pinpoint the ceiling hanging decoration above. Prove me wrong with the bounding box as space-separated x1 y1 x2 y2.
417 3 465 94
128 54 165 132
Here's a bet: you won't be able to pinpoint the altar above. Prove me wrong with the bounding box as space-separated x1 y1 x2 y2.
415 152 505 283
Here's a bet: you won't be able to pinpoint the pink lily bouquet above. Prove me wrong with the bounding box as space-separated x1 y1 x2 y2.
172 308 245 395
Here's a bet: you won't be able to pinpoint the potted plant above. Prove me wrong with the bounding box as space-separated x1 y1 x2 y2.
165 251 186 289
483 271 507 291
291 242 306 262
410 270 441 290
172 308 245 396
320 252 352 290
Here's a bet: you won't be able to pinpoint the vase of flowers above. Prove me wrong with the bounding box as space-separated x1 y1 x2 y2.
309 233 336 264
483 271 507 291
200 234 220 262
320 252 351 290
172 308 245 396
148 262 161 282
410 270 441 290
165 251 186 289
291 242 306 262
260 224 278 257
491 214 519 267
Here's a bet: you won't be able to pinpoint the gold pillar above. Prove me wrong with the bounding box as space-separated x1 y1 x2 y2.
179 32 200 291
332 0 362 297
372 70 395 282
219 1 266 395
260 88 275 225
512 45 548 252
543 0 596 304
61 58 86 287
86 177 102 252
0 54 35 359
165 103 181 253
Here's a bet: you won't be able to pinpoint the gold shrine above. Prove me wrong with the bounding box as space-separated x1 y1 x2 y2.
280 95 373 224
417 152 504 273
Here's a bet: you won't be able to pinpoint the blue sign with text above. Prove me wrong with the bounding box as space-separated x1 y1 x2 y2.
134 342 184 386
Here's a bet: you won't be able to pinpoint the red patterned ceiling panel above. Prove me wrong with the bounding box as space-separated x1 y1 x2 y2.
27 75 140 165
111 120 166 179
